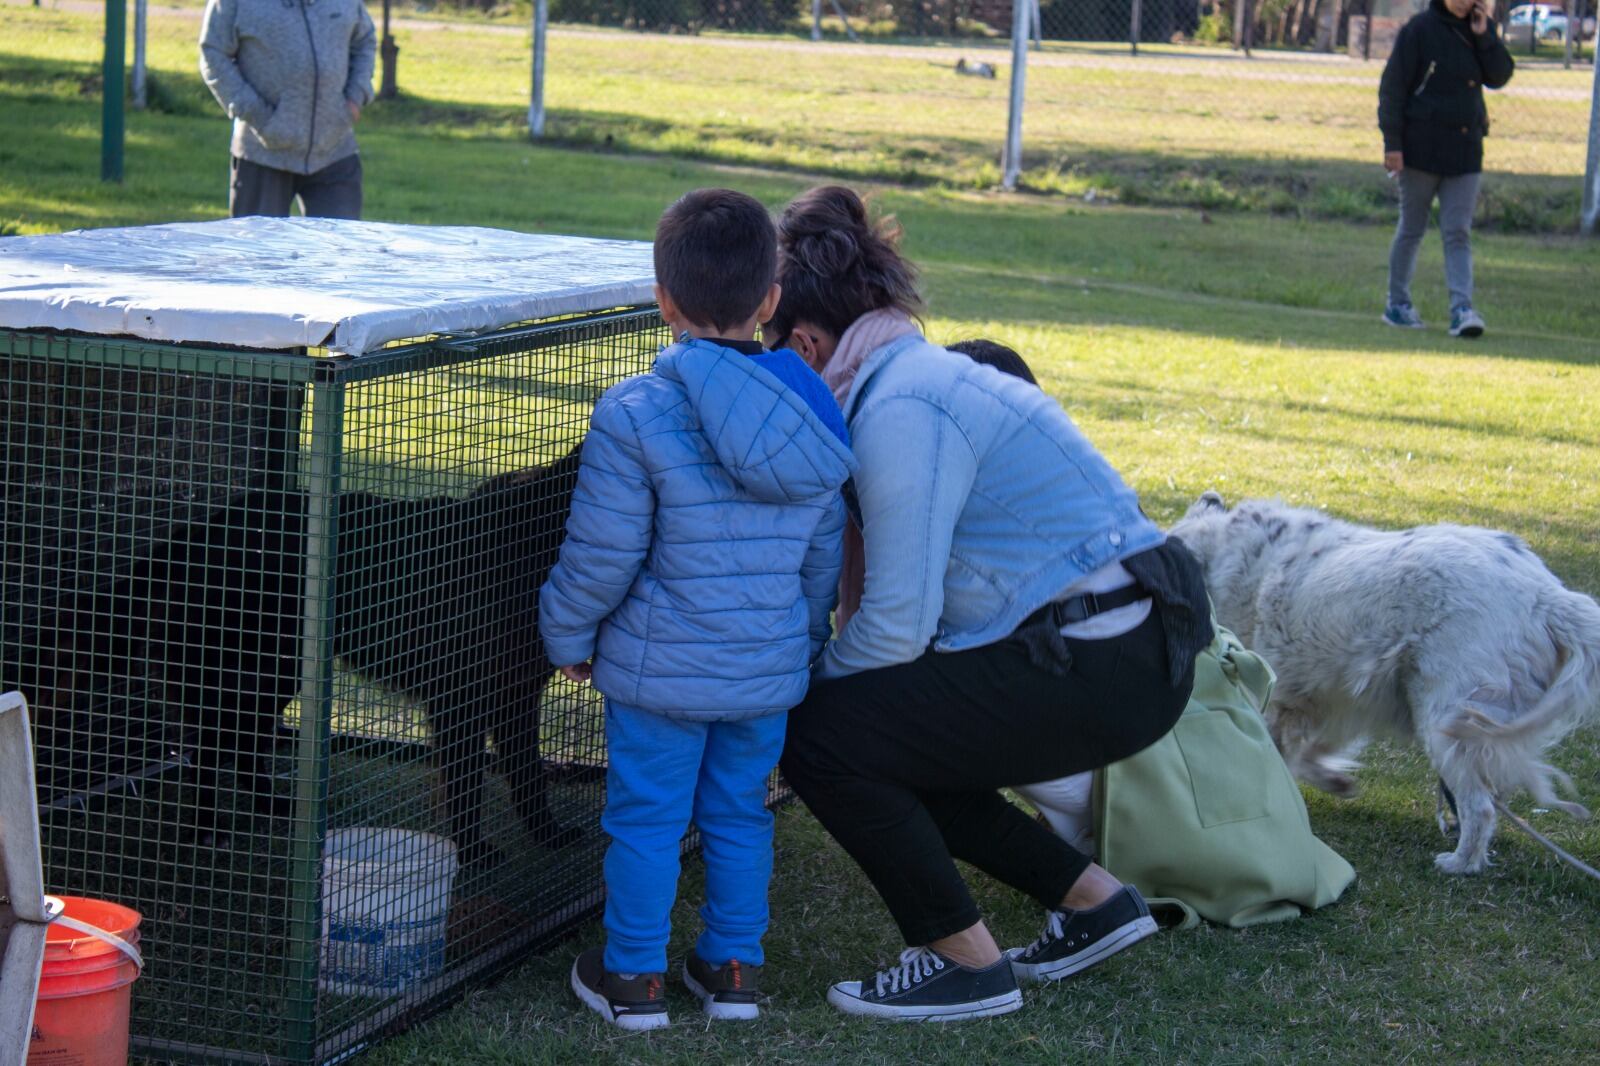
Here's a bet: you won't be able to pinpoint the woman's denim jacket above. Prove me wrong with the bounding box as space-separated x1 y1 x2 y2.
816 335 1164 681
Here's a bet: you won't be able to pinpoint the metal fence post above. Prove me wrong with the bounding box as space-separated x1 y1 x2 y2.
1131 0 1143 55
1583 37 1600 234
1563 0 1575 69
102 0 124 182
812 0 822 39
529 0 549 139
1030 0 1043 49
283 374 344 1065
131 0 146 109
1002 0 1028 190
379 0 399 99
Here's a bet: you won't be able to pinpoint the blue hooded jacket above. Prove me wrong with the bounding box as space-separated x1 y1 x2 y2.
539 338 856 720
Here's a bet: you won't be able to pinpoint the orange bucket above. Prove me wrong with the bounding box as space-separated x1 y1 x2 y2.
29 896 143 1066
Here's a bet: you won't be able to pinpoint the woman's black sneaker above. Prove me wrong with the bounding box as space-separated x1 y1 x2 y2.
683 955 763 1021
570 948 670 1031
825 946 1023 1021
1007 885 1159 983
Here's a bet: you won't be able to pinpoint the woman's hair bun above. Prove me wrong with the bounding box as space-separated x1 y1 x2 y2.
781 187 871 257
769 184 923 343
794 185 869 228
788 225 860 277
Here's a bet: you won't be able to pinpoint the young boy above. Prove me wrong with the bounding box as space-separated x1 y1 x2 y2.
539 188 855 1030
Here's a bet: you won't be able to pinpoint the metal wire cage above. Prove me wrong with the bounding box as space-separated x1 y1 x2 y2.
0 303 675 1063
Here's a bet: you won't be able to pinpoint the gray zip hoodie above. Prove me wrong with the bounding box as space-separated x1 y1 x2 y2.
199 0 377 176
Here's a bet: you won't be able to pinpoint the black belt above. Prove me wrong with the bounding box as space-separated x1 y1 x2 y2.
1022 584 1150 630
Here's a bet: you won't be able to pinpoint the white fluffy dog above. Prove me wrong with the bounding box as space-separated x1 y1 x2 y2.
1170 493 1600 874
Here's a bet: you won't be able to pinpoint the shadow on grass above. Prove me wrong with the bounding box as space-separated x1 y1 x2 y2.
3 47 1579 234
1023 148 1584 234
445 369 609 405
385 87 1585 234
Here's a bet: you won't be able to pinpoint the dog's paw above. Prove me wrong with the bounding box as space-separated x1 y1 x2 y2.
1434 851 1486 875
1309 770 1360 799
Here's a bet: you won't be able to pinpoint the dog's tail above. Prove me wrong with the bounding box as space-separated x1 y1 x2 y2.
1443 588 1600 818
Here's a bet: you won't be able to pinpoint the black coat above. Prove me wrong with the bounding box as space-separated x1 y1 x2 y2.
1377 0 1515 176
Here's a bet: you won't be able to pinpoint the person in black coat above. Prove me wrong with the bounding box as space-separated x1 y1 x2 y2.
1377 0 1514 338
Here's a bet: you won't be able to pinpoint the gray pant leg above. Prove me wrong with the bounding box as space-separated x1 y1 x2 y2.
229 156 297 218
1388 167 1441 309
296 154 364 220
1435 171 1481 312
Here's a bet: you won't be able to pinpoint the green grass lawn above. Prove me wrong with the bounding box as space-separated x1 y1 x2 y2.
1 3 1591 230
5 8 1600 1063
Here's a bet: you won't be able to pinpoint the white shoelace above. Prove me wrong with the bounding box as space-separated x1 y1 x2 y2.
873 946 946 997
1021 910 1067 959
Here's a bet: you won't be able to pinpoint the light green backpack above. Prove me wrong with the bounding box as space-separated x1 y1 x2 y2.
1093 624 1356 929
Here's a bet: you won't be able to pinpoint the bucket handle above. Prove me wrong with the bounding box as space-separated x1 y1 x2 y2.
42 896 144 973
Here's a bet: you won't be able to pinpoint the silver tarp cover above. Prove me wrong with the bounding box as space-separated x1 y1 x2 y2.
0 217 656 355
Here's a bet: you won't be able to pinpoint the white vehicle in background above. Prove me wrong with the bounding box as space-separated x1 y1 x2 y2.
1504 3 1595 45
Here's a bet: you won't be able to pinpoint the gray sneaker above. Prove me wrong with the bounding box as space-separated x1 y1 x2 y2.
1449 307 1485 338
683 955 763 1021
1383 303 1425 329
570 948 669 1031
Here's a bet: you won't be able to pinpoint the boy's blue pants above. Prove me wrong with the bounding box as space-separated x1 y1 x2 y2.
601 700 787 976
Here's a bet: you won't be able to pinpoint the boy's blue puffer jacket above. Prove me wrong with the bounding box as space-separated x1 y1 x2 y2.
539 339 856 721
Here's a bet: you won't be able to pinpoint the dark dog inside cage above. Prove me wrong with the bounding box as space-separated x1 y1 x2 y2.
18 446 585 868
330 450 587 865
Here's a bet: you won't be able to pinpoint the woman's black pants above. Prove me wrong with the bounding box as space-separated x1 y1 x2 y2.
780 610 1192 947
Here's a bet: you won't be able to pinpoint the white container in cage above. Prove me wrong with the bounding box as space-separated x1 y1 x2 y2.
320 828 460 998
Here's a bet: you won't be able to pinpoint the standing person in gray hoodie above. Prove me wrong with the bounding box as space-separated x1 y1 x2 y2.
199 0 377 219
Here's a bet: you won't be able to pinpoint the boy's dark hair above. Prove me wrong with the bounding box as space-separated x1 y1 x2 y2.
947 339 1038 386
766 185 924 345
654 188 777 333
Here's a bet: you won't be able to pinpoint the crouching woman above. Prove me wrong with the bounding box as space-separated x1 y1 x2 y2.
770 186 1212 1021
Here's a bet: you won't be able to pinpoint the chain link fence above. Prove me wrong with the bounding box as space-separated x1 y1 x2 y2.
512 0 1591 40
518 0 1599 49
503 0 1599 231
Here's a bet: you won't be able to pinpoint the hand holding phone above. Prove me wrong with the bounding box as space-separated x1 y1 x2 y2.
1469 0 1490 35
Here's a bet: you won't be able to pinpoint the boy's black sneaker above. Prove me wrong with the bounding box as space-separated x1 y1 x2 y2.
683 955 764 1020
1007 885 1158 983
825 947 1023 1022
570 948 669 1031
